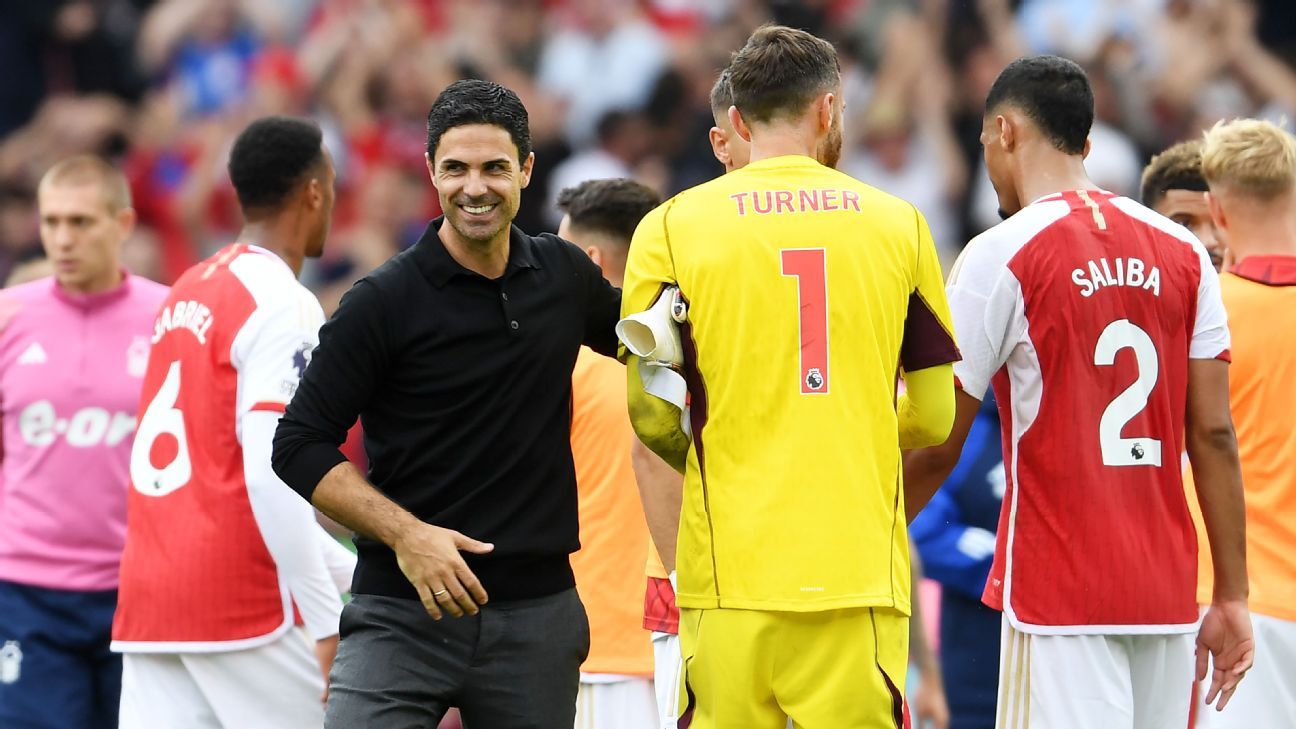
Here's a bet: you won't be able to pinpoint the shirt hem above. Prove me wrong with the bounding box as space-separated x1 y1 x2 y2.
111 617 293 654
676 593 911 614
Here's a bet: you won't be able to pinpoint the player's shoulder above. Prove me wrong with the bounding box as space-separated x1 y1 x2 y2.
1107 195 1210 261
126 274 170 307
226 246 314 308
0 277 52 335
0 277 53 306
966 197 1074 264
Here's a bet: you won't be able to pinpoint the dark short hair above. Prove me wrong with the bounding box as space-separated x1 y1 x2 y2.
709 68 734 120
727 25 840 125
228 116 324 211
426 79 532 162
556 178 662 247
985 55 1093 155
1141 140 1208 208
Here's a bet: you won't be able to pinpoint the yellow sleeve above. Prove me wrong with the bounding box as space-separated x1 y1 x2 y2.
898 207 960 374
897 208 959 450
897 364 955 449
622 200 688 472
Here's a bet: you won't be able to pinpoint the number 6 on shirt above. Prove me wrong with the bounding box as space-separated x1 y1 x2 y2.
130 360 193 496
781 248 830 395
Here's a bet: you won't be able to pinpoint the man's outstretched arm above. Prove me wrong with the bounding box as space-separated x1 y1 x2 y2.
1185 358 1252 712
902 388 981 522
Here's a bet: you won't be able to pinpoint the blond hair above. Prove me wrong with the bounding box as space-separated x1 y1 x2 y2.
1201 118 1296 199
37 155 132 212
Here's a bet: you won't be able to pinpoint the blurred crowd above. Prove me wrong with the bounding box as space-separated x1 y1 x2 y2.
1 0 1294 303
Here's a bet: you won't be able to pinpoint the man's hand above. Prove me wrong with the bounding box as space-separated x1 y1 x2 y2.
1196 599 1254 711
314 634 339 704
394 523 493 620
912 667 950 729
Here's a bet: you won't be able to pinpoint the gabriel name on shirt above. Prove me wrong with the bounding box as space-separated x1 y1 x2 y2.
151 300 215 345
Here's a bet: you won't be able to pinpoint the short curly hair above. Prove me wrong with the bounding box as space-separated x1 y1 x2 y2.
985 55 1093 156
228 116 324 212
556 178 661 248
1140 140 1208 208
426 80 531 162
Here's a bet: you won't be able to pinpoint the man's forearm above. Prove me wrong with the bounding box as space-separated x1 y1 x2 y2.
310 461 424 549
902 388 981 521
1185 358 1248 603
632 439 683 571
1188 429 1249 603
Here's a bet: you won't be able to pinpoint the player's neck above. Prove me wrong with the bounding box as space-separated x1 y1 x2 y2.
438 220 510 280
1223 196 1296 260
238 221 305 278
1015 151 1096 208
746 128 819 165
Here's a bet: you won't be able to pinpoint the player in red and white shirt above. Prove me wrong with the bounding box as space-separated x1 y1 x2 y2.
904 56 1253 729
112 117 354 729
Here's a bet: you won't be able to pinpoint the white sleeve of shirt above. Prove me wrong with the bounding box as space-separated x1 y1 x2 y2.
230 266 341 640
1189 246 1231 360
947 232 1027 401
242 410 344 640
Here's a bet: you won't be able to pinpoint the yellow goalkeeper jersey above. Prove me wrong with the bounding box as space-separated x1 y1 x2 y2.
622 154 958 613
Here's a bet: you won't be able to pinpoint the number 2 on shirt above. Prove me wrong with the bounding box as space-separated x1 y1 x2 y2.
1093 319 1162 467
781 248 829 395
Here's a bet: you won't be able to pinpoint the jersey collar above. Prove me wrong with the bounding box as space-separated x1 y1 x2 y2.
1227 255 1296 286
50 268 132 310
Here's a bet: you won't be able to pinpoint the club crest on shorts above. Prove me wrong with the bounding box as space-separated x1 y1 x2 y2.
805 368 825 391
0 641 21 684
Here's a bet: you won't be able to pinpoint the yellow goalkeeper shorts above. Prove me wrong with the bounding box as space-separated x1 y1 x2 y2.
678 605 909 728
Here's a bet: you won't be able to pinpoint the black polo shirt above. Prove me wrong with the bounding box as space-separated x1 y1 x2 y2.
273 218 621 602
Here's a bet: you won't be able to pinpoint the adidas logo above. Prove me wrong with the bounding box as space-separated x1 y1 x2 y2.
17 343 46 365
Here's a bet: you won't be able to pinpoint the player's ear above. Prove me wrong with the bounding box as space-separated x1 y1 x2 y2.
997 115 1015 153
1206 191 1227 232
113 205 137 240
709 127 731 168
1082 136 1093 160
728 106 752 143
519 152 535 189
817 92 835 135
585 245 602 267
306 177 324 210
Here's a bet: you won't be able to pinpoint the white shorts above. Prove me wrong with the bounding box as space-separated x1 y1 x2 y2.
119 629 324 729
651 631 683 729
996 616 1194 729
575 675 658 729
1194 612 1296 728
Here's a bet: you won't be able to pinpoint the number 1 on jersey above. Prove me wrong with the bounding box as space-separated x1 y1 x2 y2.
781 248 829 394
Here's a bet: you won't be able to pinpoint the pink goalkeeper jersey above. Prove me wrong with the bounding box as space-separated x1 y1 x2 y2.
947 190 1229 635
0 274 169 592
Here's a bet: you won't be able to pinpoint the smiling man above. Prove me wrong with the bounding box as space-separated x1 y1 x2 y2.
273 79 623 727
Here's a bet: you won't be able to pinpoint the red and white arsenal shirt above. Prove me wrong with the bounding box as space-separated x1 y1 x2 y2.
947 190 1229 635
113 244 337 651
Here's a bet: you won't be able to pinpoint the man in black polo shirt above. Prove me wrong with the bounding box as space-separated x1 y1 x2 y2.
272 80 621 727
